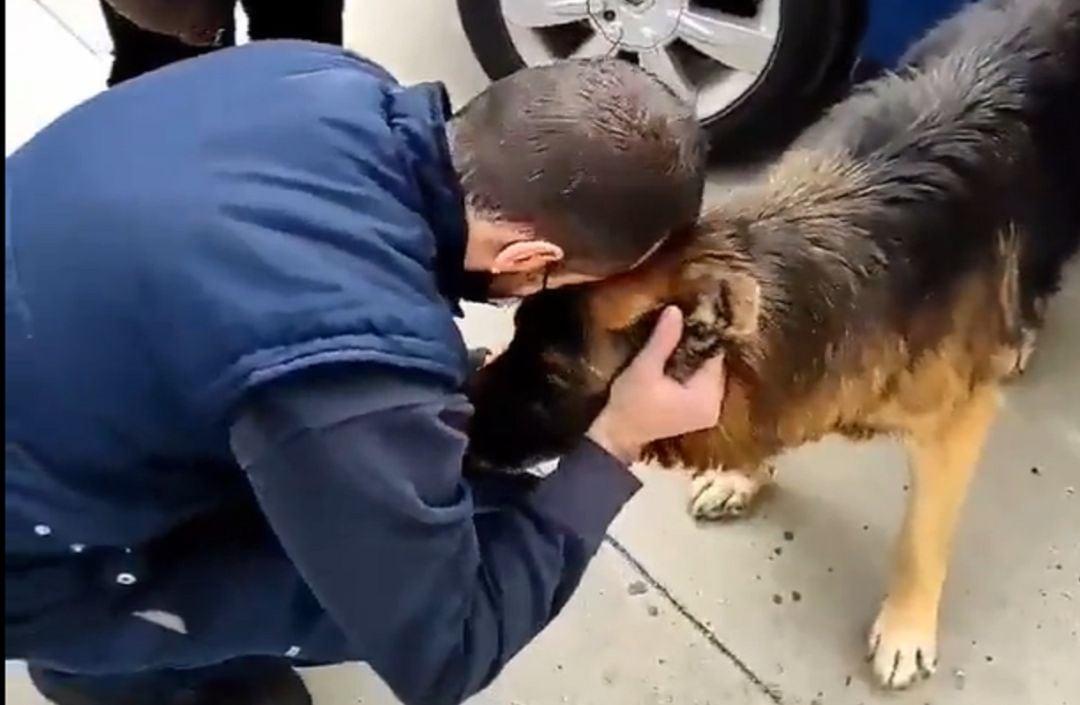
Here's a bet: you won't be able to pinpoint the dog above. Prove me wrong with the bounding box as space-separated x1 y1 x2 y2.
465 0 1080 690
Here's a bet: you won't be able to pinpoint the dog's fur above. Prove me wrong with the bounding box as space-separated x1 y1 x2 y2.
466 0 1080 690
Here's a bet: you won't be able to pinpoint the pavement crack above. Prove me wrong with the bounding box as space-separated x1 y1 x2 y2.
29 0 107 58
605 534 785 704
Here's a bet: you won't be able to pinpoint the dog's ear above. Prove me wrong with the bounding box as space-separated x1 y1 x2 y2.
666 267 761 382
688 268 761 338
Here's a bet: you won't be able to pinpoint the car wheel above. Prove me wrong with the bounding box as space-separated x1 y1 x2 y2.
457 0 857 154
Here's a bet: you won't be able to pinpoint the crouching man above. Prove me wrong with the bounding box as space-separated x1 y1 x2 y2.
6 42 723 705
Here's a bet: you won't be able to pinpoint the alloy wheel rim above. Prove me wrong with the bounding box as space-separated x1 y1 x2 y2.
500 0 782 120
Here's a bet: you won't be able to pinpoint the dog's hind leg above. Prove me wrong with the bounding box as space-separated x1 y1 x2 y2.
688 464 776 520
868 386 999 689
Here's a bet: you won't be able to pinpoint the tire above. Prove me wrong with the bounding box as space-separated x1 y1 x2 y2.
457 0 861 158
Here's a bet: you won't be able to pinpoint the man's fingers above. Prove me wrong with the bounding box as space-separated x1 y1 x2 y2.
635 306 684 369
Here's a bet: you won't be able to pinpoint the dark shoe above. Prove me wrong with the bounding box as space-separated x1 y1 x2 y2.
29 658 312 705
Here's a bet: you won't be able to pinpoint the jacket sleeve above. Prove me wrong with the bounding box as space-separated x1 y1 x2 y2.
230 366 640 705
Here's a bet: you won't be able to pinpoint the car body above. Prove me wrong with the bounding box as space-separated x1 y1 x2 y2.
861 0 971 68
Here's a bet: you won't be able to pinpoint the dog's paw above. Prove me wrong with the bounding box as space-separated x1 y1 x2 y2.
1014 325 1039 375
688 467 773 520
994 325 1040 382
867 603 938 689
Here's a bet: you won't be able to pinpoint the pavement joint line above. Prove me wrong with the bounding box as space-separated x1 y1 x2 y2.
29 0 108 58
604 534 785 705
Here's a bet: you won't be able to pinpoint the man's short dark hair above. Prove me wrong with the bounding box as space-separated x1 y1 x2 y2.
450 59 706 275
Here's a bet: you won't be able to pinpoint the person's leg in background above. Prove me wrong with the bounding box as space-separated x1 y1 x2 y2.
241 0 344 45
98 0 236 87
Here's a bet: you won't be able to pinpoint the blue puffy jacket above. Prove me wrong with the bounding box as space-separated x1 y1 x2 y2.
5 39 466 560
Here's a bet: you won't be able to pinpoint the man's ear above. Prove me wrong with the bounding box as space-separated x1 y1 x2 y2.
665 268 762 382
491 241 564 274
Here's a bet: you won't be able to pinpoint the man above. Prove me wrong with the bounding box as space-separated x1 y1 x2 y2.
99 0 344 85
5 42 722 705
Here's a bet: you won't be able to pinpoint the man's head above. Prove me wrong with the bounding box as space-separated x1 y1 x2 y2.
449 59 706 300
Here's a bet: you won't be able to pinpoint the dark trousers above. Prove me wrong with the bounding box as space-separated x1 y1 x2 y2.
99 0 345 86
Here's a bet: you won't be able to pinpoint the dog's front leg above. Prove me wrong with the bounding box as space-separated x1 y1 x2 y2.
869 387 999 689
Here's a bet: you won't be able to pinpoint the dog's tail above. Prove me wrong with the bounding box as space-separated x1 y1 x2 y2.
774 0 1080 312
906 0 1080 302
796 0 1080 172
786 0 1078 227
896 0 1080 322
901 0 1080 80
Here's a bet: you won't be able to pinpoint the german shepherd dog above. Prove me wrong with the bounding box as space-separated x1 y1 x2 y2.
465 0 1080 689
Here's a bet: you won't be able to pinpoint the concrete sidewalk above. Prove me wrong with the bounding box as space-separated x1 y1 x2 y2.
5 1 1078 704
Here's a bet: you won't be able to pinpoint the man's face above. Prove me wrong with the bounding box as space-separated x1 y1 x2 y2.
463 245 684 473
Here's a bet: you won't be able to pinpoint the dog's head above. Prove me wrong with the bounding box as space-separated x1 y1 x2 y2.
465 219 764 474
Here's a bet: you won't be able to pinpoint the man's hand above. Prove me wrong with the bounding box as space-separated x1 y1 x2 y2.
587 306 726 463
